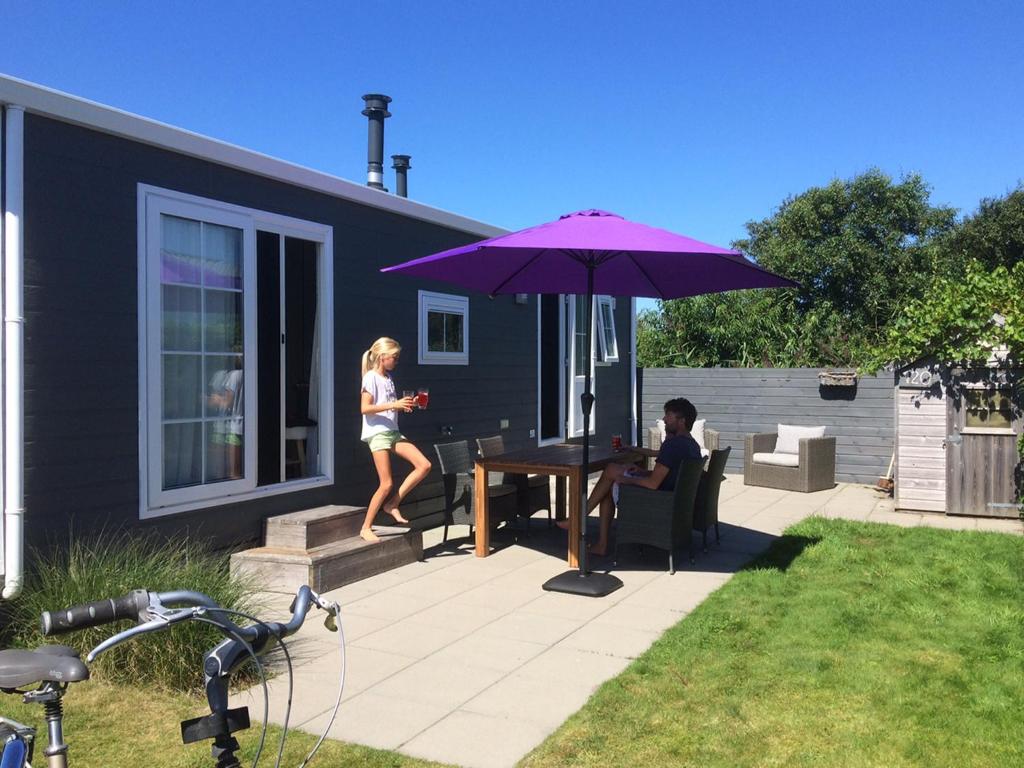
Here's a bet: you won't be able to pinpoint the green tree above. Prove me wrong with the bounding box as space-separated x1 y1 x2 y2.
735 168 957 338
937 185 1024 272
638 169 959 368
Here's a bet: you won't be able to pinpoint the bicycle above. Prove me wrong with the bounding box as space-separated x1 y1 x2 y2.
0 585 345 768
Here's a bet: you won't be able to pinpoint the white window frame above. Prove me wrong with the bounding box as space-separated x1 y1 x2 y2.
597 295 619 363
138 185 334 519
418 290 469 365
567 294 597 437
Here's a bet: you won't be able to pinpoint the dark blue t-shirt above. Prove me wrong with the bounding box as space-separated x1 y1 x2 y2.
655 434 703 491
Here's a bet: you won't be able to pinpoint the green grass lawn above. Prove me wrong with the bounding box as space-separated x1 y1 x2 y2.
521 517 1024 768
2 517 1021 767
0 679 447 767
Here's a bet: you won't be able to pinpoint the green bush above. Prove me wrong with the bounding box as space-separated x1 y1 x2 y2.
3 531 262 693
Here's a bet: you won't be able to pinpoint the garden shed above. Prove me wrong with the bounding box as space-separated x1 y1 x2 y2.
895 360 1021 517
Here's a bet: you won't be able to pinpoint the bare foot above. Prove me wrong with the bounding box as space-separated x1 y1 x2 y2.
382 497 409 524
360 528 380 543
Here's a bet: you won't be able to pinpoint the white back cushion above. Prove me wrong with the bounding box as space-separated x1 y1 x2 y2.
775 424 826 454
691 418 706 450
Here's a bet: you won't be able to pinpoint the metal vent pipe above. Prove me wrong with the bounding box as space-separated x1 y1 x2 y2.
391 154 411 198
361 94 391 190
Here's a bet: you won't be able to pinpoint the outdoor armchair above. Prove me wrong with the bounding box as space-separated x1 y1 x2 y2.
694 446 731 550
433 440 518 543
614 457 706 574
743 429 836 493
476 435 552 529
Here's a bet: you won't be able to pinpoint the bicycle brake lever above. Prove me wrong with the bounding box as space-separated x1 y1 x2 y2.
86 608 197 662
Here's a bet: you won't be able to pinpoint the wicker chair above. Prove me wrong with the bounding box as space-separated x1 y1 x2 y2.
614 458 706 574
743 433 836 492
693 446 731 550
476 436 552 529
433 440 518 543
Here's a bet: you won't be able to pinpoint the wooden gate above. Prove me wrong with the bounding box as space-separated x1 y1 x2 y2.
946 382 1021 517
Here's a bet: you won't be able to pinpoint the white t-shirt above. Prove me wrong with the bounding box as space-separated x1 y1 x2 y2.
360 371 399 440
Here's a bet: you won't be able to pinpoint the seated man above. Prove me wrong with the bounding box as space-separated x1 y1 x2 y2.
585 397 703 556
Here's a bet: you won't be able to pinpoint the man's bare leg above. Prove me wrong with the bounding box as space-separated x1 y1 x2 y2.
557 464 624 530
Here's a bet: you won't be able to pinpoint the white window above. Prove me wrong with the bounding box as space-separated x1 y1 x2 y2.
139 186 333 518
597 296 619 363
418 290 469 365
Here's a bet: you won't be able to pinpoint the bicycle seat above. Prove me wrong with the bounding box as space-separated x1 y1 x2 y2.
0 646 89 688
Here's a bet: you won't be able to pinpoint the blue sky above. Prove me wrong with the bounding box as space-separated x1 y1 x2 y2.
3 2 1022 311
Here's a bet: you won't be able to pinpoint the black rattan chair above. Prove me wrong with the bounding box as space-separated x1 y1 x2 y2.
694 447 731 551
433 440 518 543
476 435 552 529
614 458 705 574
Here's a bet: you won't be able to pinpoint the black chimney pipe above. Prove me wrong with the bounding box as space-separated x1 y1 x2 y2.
361 94 392 190
391 154 411 198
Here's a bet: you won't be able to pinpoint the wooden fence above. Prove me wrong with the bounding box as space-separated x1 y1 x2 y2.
639 368 894 484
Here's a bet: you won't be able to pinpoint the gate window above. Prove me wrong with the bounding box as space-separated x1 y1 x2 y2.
964 389 1013 429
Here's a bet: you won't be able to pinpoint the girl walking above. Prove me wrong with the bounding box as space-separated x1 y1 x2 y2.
359 337 432 542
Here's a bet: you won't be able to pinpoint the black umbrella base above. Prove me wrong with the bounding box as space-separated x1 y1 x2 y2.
542 569 623 598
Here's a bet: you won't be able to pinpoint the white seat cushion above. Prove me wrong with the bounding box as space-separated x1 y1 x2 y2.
752 451 799 467
775 424 826 454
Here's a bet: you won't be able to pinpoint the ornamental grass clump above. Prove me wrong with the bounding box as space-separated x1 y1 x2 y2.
3 531 262 693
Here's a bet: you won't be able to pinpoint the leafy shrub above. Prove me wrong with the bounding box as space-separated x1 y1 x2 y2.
3 531 262 693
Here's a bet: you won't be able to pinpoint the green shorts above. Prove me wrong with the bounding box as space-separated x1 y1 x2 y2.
365 430 407 452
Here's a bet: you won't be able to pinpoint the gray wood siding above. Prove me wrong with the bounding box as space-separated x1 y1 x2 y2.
19 112 632 551
895 388 946 512
640 368 894 484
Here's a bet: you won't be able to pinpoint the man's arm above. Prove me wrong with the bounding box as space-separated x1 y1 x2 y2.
619 462 669 490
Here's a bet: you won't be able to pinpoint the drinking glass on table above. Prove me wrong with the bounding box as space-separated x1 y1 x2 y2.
416 388 430 410
611 434 623 451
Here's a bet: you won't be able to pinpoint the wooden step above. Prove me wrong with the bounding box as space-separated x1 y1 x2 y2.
230 526 422 593
264 505 368 550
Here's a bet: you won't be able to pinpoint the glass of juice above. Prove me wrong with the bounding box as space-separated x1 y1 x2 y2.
402 390 416 409
416 388 430 410
612 434 623 451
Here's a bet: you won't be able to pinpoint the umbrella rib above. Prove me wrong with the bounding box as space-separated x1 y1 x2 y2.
489 249 548 295
626 253 665 299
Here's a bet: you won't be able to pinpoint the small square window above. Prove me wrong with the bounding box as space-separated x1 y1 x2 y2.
965 389 1013 429
419 290 469 365
597 296 619 363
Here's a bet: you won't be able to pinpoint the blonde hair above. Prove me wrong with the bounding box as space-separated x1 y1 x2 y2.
361 337 402 377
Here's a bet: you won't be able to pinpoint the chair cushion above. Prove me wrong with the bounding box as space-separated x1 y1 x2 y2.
775 424 826 454
752 451 799 467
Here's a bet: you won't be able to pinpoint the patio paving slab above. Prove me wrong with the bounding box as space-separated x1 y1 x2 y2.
239 476 1021 767
400 709 554 768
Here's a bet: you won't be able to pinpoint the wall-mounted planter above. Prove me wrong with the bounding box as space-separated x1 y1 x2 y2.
818 370 858 387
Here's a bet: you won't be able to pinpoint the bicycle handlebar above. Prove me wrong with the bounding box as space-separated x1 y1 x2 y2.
76 585 337 663
40 589 151 636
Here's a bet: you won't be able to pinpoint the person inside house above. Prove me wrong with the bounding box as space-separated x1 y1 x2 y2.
566 397 703 556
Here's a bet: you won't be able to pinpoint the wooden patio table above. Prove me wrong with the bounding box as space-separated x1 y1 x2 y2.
474 443 645 566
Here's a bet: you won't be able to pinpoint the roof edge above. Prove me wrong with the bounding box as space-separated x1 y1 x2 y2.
0 73 506 239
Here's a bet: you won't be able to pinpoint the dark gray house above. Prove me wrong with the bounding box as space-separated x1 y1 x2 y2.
0 75 637 595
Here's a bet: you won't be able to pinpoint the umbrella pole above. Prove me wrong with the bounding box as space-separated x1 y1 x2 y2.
542 265 623 598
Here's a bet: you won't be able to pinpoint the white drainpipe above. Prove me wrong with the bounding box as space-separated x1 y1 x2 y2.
3 105 25 599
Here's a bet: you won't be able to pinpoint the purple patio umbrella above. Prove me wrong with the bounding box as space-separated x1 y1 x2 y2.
383 209 796 596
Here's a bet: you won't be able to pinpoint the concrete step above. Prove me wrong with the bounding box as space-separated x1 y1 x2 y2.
264 505 367 550
231 526 422 593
